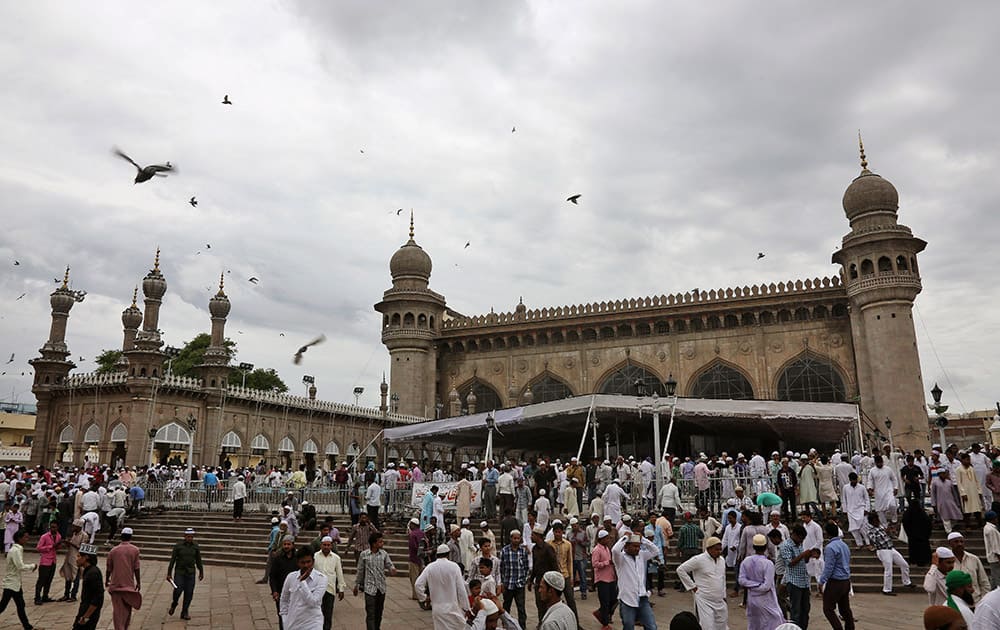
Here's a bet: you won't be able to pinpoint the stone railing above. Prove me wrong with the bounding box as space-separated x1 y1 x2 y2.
443 276 844 330
161 374 203 390
0 446 32 461
224 385 426 425
846 272 922 297
64 372 128 387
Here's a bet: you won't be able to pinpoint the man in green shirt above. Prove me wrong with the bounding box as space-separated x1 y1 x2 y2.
166 528 204 621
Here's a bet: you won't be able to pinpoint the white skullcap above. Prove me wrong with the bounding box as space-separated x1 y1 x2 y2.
388 462 395 467
480 521 488 528
436 544 451 555
597 530 609 539
409 517 420 526
480 598 499 616
532 524 546 535
626 534 642 544
271 517 279 524
461 518 470 525
947 532 963 540
936 546 955 559
769 510 781 516
539 489 545 495
542 570 565 591
321 536 333 543
569 517 579 525
622 514 632 522
121 527 134 535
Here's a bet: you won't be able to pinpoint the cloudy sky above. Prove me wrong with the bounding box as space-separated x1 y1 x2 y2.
1 2 997 416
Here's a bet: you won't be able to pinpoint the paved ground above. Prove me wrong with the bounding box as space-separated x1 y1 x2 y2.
2 550 927 629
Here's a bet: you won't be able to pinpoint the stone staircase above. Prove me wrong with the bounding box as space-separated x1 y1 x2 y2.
125 510 412 573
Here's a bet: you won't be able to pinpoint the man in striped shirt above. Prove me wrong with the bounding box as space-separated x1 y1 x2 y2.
866 513 913 595
353 532 397 630
499 531 530 629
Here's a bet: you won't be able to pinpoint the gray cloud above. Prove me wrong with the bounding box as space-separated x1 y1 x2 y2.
0 2 997 413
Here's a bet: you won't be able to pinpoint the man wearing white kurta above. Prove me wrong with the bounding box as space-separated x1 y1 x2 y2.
433 492 446 529
841 473 870 547
280 549 329 630
415 545 472 630
867 457 898 525
601 481 625 525
459 520 478 576
611 533 661 629
677 536 728 630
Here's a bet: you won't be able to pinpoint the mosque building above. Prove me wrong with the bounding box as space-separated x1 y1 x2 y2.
378 145 930 457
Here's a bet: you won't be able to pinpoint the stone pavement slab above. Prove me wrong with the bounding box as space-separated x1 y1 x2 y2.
3 550 927 629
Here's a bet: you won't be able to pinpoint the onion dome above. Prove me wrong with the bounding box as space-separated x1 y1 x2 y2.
208 273 231 318
50 266 76 312
842 135 898 221
389 212 432 280
466 389 477 406
142 249 167 299
380 373 389 395
121 286 143 329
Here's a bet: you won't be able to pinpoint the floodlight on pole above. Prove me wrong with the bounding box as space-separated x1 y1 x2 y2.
353 386 364 405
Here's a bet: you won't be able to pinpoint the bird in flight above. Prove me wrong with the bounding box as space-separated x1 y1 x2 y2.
13 261 19 266
53 278 60 283
512 126 516 133
397 209 403 215
222 94 232 105
6 354 13 364
189 196 198 207
566 194 581 204
293 335 326 365
757 252 765 260
248 277 259 285
113 147 175 184
78 356 85 362
15 293 25 301
206 244 211 249
360 149 364 154
464 241 470 249
279 332 285 337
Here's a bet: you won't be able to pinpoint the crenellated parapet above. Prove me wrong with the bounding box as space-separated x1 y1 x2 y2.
443 276 844 331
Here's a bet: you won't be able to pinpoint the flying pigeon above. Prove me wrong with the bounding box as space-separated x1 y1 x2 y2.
6 353 13 364
222 94 232 105
78 356 85 362
464 241 470 249
189 197 198 207
360 149 364 154
757 252 765 260
206 244 211 249
279 333 285 337
113 147 175 184
15 293 25 301
566 194 581 204
512 126 516 133
53 278 59 283
13 261 19 266
397 209 403 215
293 335 326 365
248 277 259 285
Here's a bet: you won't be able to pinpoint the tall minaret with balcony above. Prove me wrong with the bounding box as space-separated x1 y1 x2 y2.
124 250 167 379
197 273 233 389
29 266 82 465
832 138 928 450
374 213 446 418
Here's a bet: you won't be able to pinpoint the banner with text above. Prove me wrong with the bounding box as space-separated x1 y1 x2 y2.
411 480 482 510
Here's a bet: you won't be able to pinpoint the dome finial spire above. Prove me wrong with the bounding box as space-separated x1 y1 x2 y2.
409 209 415 241
858 130 869 172
131 286 138 307
153 247 161 272
217 272 226 297
61 266 70 289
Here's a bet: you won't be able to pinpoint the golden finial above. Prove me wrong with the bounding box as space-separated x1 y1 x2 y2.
858 131 868 171
216 272 226 296
61 266 70 289
131 286 138 307
153 247 161 272
409 210 415 241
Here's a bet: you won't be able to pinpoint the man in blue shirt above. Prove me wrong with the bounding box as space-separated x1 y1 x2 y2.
203 468 219 510
819 522 855 630
127 485 145 517
483 461 500 520
780 524 812 630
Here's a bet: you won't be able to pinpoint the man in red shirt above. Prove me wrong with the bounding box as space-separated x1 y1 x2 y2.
106 526 142 630
35 520 62 604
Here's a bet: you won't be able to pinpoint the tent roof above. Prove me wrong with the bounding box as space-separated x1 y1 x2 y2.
384 394 859 451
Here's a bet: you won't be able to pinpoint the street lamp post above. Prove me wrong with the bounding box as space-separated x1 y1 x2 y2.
238 362 254 388
604 433 610 462
164 346 181 375
185 413 197 507
353 387 364 405
929 383 949 448
148 427 157 466
885 417 894 452
485 412 502 464
638 375 678 500
591 418 600 459
302 375 315 396
390 393 399 414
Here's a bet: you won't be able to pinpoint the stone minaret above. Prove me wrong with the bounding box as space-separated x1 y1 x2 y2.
116 286 143 372
832 137 928 451
374 213 446 418
379 373 389 414
29 266 82 465
124 250 167 378
197 273 232 389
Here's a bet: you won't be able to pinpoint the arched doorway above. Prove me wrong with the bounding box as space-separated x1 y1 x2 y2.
59 425 75 464
325 441 340 470
278 436 295 470
110 423 128 469
220 431 241 469
83 424 102 465
152 422 192 466
302 439 318 479
250 434 270 468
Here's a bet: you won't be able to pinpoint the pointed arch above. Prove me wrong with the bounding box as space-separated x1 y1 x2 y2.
457 378 503 413
154 422 191 445
596 361 666 396
83 423 102 443
110 423 128 442
687 359 755 400
251 434 270 451
221 431 242 449
522 371 574 403
278 436 295 452
774 351 848 403
325 440 340 456
302 438 318 454
59 425 75 443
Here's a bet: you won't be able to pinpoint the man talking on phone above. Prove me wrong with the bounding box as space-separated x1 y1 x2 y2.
280 546 328 630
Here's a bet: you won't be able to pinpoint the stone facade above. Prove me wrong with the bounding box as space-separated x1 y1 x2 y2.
377 147 931 452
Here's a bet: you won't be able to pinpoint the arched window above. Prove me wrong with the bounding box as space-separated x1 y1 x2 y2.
582 329 597 341
391 313 401 326
813 305 829 319
849 264 858 279
302 439 318 454
896 256 908 271
878 256 893 272
794 307 810 321
598 364 665 396
59 425 75 443
417 314 427 328
110 423 128 442
387 447 400 460
154 422 191 445
403 312 415 327
84 424 102 443
674 320 687 332
278 436 295 452
832 304 848 317
777 354 847 403
655 321 669 334
741 313 756 326
325 441 340 456
689 362 754 400
526 373 573 403
860 259 874 276
458 380 503 412
759 311 774 325
251 434 270 451
221 431 242 449
636 323 651 336
706 316 721 330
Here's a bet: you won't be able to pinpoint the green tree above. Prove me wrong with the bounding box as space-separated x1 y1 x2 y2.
239 367 288 393
168 333 236 377
94 349 122 374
